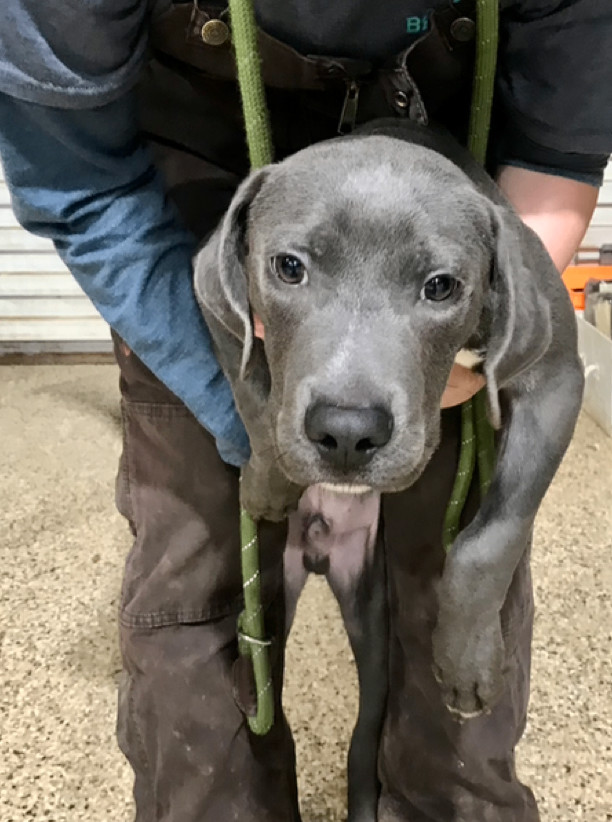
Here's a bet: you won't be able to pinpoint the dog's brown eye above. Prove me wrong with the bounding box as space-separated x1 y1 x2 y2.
422 274 459 302
272 254 307 285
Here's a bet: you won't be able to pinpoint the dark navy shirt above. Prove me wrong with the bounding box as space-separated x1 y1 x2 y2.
2 1 612 156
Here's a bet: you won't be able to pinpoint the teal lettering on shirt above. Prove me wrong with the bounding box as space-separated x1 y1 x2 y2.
406 14 430 34
407 1 462 36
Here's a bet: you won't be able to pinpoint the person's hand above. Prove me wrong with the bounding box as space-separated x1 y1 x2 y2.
440 364 486 408
253 314 265 339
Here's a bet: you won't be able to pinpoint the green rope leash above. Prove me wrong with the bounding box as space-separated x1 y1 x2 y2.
227 0 273 169
470 0 499 502
467 0 500 168
227 0 275 735
442 0 499 550
236 508 274 735
442 400 477 549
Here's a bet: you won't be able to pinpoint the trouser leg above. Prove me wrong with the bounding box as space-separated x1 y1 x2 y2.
110 56 309 819
378 409 539 822
113 340 301 822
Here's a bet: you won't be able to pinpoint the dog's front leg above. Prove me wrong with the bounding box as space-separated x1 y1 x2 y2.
282 540 310 638
432 362 583 718
325 496 386 822
239 453 303 522
218 344 303 522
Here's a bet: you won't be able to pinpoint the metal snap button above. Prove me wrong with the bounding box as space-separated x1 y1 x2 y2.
450 17 476 43
394 91 410 110
201 19 230 46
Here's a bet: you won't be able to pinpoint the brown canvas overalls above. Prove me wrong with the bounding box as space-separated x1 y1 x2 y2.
114 3 539 819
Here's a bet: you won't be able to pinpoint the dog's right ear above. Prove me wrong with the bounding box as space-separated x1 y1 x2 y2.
194 167 270 378
483 204 553 429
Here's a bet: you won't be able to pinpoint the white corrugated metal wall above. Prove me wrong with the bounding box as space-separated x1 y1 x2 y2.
0 166 111 354
0 162 611 355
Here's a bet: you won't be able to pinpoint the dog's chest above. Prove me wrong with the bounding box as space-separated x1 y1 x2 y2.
297 489 381 579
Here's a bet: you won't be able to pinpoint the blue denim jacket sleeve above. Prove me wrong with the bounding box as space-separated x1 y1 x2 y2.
0 90 250 467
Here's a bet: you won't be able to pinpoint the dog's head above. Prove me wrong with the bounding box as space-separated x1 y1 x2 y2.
195 134 551 492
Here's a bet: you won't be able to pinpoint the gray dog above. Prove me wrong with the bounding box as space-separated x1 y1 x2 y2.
194 119 583 820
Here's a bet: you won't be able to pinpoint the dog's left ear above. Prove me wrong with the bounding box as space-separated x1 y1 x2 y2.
194 167 270 379
484 205 553 428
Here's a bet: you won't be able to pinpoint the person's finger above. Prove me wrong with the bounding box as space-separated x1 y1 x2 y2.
253 314 265 339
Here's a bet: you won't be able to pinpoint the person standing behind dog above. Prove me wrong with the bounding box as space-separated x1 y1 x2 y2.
1 2 611 821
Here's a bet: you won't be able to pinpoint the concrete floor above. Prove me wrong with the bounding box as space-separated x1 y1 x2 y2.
0 364 610 822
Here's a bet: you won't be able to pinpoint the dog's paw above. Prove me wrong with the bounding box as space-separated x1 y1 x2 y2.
240 460 302 522
432 612 506 719
240 484 297 522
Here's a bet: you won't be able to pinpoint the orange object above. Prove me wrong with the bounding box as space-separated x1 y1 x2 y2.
562 265 612 311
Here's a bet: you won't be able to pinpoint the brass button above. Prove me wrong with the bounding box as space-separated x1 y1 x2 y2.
201 19 230 46
394 91 409 110
450 17 476 43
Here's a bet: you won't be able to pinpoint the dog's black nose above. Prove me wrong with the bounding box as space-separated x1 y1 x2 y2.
304 403 393 471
